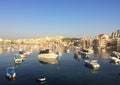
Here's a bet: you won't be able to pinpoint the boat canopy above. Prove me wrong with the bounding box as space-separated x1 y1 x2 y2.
6 67 15 75
15 54 21 59
39 49 50 54
19 51 25 54
110 51 120 58
81 50 88 53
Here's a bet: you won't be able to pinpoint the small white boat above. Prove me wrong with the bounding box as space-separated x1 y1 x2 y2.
25 51 31 55
109 57 120 64
65 49 70 53
14 54 22 63
87 47 94 54
85 60 100 69
19 50 26 60
110 51 120 59
79 50 89 58
6 67 16 79
36 74 46 82
109 51 120 64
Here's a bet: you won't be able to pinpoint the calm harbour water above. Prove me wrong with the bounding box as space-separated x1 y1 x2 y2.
0 50 120 85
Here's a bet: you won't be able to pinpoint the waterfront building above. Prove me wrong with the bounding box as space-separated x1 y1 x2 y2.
110 30 120 51
92 34 109 53
111 30 120 39
81 34 94 49
0 38 3 41
82 33 88 49
93 36 99 53
87 38 94 47
0 38 3 44
3 39 11 44
98 34 109 53
98 34 109 48
117 38 120 50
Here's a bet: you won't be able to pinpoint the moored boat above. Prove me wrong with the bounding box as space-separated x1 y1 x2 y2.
19 50 26 60
38 49 58 59
110 51 120 59
85 60 100 69
36 74 46 82
65 49 70 53
14 54 22 63
79 50 90 58
109 57 120 64
6 67 16 79
109 51 120 64
38 49 58 64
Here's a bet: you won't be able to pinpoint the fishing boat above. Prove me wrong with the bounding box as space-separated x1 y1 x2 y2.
6 67 16 79
14 54 22 63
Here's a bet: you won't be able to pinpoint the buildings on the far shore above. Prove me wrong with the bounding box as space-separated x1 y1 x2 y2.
80 30 120 53
111 30 120 50
0 30 120 52
111 30 120 39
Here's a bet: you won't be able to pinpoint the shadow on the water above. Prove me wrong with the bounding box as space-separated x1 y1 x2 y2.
36 80 46 85
90 68 99 74
74 53 81 62
109 61 120 65
38 57 59 64
5 76 16 81
118 73 120 76
14 63 22 68
39 61 49 64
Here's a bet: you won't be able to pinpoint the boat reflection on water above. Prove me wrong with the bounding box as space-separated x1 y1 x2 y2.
85 64 100 74
56 51 63 57
91 67 100 74
84 64 100 74
38 57 59 64
109 60 120 65
74 53 81 62
14 62 22 68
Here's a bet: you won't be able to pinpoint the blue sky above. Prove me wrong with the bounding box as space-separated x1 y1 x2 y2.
0 0 120 39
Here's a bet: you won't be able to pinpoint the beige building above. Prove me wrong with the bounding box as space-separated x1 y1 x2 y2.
111 30 120 39
117 38 120 50
98 34 109 48
0 38 3 44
